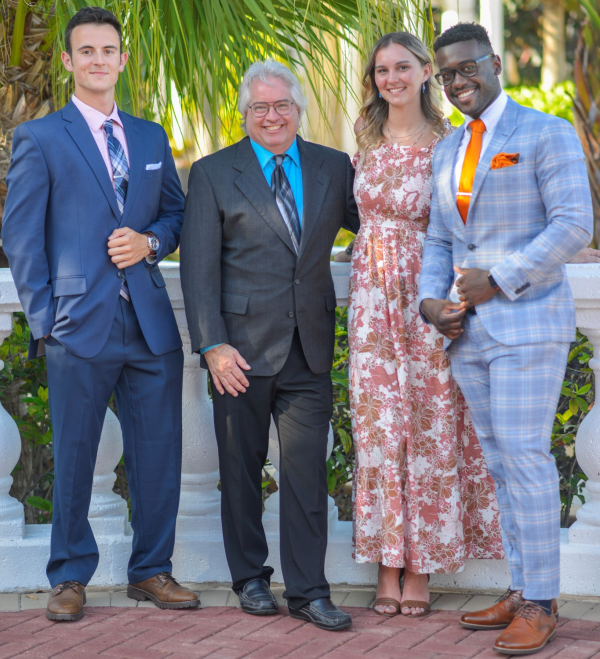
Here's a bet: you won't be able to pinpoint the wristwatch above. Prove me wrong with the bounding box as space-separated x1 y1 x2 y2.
487 272 500 290
144 232 160 255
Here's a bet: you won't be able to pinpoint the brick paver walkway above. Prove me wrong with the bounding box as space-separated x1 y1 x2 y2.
1 605 599 659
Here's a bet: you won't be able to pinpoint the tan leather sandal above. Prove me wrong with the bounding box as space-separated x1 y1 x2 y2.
401 574 431 618
373 597 401 617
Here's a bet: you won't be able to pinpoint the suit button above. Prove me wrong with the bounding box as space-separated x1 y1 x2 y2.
288 311 295 318
295 279 300 285
468 244 477 251
117 271 123 278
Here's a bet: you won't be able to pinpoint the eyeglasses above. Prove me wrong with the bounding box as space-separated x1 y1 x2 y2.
247 100 295 118
434 53 494 87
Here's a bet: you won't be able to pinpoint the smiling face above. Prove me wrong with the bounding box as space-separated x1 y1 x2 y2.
244 76 300 154
435 39 501 118
61 23 127 103
373 42 430 111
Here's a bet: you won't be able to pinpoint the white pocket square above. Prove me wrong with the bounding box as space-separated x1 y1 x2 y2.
145 162 162 171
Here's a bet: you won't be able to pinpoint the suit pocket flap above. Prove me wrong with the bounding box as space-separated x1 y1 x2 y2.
221 292 249 315
325 289 336 311
52 276 86 297
150 267 166 287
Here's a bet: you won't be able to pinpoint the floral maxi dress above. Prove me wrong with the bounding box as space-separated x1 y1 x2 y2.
349 133 503 573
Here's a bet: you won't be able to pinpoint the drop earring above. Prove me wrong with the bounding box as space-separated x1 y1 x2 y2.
378 92 382 98
422 81 427 93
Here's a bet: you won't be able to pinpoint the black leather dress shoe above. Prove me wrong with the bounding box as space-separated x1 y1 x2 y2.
288 597 352 631
238 579 278 616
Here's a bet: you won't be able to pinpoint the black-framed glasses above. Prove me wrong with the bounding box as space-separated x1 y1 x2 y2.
434 53 494 87
248 100 295 118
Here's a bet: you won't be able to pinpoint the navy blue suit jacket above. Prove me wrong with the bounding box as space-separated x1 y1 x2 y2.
2 100 184 359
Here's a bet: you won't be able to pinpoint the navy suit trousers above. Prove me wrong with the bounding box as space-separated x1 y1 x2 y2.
45 297 183 587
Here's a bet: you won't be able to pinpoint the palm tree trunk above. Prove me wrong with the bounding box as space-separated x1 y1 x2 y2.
541 0 566 91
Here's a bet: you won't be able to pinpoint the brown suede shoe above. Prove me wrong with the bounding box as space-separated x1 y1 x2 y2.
46 581 86 621
127 572 199 609
461 590 558 631
494 601 557 655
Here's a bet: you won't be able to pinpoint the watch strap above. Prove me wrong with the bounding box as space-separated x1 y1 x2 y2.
488 272 500 289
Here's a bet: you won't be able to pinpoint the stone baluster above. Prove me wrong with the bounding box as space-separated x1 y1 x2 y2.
0 311 24 539
88 408 129 535
568 265 600 544
163 265 221 536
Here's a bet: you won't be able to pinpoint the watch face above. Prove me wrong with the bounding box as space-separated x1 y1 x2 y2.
149 236 159 251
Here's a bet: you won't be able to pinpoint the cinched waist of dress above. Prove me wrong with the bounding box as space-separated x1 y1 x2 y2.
358 217 429 232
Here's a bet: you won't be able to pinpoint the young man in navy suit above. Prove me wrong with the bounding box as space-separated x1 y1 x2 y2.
3 7 198 620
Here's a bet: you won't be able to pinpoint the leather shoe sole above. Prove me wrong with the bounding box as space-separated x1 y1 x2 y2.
240 601 279 616
46 592 86 622
493 629 557 655
127 584 199 609
288 606 352 631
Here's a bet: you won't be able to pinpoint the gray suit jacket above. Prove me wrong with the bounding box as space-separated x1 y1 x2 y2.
180 135 359 375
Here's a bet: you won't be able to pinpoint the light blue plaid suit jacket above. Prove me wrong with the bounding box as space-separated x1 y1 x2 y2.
418 97 593 347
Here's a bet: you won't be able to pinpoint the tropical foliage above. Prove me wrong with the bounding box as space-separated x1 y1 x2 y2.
573 0 600 244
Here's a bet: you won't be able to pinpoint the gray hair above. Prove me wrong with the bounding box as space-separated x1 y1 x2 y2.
238 59 307 132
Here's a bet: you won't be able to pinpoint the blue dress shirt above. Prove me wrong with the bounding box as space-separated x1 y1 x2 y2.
249 137 303 227
201 137 304 355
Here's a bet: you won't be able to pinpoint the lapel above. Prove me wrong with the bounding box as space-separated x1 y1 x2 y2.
118 111 143 226
62 100 120 222
233 137 297 255
438 125 467 237
296 136 330 260
469 97 519 211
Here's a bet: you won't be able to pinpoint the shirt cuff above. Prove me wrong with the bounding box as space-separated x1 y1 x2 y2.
201 343 223 354
144 254 157 265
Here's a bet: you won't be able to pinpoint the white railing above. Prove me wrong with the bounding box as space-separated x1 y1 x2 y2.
0 263 599 595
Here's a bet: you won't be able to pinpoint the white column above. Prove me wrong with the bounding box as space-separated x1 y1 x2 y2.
480 0 505 83
0 312 24 539
568 265 600 544
88 408 129 536
162 264 221 536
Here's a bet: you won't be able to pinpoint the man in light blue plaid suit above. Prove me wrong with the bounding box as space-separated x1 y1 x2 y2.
418 24 593 655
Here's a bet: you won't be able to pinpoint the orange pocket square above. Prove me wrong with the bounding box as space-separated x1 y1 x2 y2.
491 152 520 169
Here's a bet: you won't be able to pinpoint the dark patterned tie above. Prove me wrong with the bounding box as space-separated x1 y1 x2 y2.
270 154 301 254
103 119 131 301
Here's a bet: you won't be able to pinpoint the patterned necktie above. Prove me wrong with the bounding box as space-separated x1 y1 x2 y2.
103 119 131 300
457 118 486 224
270 154 301 254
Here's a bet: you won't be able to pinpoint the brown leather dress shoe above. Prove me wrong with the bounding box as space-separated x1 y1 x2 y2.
46 581 86 621
494 601 557 655
460 589 524 630
461 590 558 631
127 572 199 609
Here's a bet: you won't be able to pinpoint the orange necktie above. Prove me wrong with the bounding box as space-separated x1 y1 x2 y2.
457 118 486 224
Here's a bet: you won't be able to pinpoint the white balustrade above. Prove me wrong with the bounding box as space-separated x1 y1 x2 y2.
1 263 600 594
0 271 24 539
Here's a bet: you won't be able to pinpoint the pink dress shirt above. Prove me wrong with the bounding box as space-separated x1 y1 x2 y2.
71 95 129 192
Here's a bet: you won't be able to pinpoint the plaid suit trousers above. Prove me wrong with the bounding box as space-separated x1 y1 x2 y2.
448 313 569 600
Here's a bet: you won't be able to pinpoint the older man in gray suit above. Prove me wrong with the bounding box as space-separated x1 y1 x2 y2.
180 60 359 630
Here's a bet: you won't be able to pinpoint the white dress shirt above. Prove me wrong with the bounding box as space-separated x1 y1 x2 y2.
452 90 508 197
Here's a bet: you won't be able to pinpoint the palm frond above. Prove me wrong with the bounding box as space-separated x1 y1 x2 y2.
32 1 434 150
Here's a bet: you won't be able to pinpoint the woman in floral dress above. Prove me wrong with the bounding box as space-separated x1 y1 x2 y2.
349 32 503 617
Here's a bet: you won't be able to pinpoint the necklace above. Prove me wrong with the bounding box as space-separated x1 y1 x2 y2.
386 119 428 147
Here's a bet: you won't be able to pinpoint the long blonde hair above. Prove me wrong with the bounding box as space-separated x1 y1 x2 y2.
357 32 445 156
